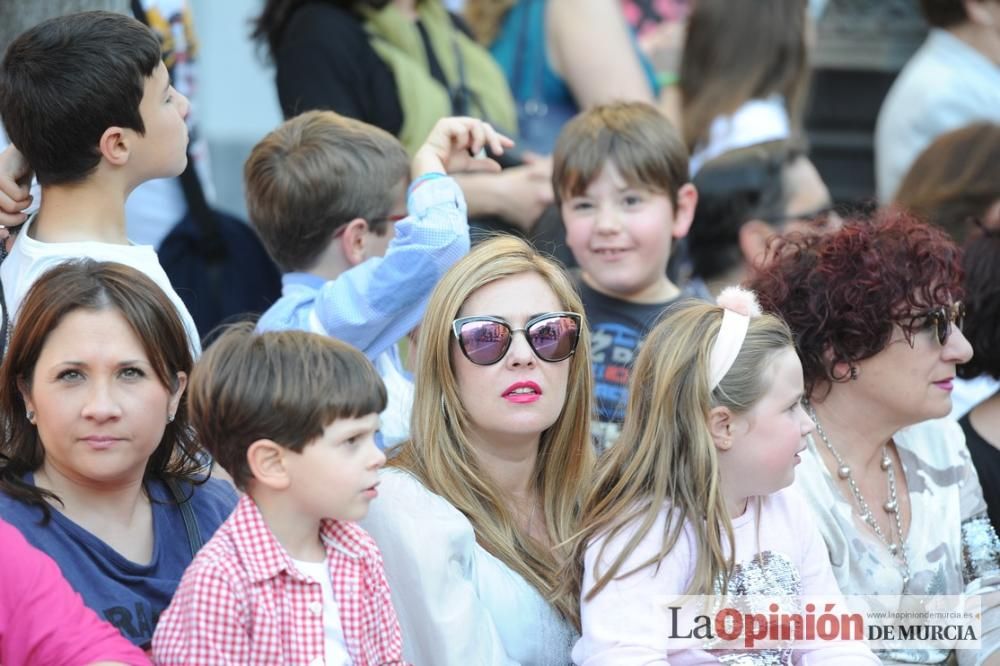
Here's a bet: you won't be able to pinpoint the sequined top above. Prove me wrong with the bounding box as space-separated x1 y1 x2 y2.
795 417 1000 664
574 486 880 664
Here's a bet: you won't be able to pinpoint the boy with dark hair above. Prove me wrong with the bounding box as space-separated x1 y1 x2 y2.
0 10 201 351
553 101 698 450
153 325 404 664
246 110 510 447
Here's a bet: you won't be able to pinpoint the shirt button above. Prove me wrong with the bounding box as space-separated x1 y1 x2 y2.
309 601 323 616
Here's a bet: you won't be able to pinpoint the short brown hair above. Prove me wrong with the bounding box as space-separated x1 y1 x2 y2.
188 323 387 489
552 101 689 208
894 122 1000 244
244 110 409 272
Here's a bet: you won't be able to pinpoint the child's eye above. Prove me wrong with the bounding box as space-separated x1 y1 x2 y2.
623 194 644 206
569 200 593 212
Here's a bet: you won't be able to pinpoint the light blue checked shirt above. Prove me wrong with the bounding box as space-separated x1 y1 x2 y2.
258 175 469 446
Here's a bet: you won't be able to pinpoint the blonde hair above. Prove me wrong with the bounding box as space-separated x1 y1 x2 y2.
568 300 792 602
390 235 594 628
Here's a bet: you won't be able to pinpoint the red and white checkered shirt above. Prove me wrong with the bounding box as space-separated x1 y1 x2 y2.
152 495 406 665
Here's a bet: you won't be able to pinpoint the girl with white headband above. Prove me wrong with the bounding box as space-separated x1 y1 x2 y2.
567 287 879 664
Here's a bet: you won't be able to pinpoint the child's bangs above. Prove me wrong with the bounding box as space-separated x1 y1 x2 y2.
314 355 388 425
559 132 676 200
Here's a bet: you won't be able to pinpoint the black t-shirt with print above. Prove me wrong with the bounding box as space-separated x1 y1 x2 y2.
575 274 708 451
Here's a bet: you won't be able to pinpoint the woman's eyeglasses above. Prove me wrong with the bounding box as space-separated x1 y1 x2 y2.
915 301 965 346
452 312 582 366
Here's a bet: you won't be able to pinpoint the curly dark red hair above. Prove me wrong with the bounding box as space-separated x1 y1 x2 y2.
747 207 964 396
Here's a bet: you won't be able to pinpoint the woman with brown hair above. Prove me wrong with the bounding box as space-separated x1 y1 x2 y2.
678 0 812 175
0 260 237 650
361 236 594 664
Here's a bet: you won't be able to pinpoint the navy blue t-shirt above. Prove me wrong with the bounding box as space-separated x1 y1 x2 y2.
575 276 708 451
0 476 237 648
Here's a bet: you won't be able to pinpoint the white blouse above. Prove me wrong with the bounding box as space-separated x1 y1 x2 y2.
361 468 577 665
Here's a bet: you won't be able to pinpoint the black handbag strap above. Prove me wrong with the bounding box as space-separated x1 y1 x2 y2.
165 477 204 558
0 241 11 357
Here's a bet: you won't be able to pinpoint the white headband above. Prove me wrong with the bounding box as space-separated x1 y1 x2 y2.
708 286 763 390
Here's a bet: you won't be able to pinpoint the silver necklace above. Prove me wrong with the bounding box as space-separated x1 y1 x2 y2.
806 402 911 586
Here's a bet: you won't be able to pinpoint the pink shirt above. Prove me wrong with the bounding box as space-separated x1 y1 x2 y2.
0 518 149 665
574 486 881 665
152 495 406 665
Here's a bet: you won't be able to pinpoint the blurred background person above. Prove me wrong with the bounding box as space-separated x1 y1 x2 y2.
875 0 1000 202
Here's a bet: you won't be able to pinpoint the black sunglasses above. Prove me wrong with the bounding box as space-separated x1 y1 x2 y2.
916 301 965 346
452 312 582 366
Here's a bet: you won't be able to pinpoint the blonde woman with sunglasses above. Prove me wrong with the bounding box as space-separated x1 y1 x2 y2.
749 209 1000 665
361 236 594 664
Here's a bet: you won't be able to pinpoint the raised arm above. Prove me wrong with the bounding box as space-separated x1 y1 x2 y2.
547 0 656 110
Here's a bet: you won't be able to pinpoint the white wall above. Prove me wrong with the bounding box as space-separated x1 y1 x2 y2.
189 0 282 218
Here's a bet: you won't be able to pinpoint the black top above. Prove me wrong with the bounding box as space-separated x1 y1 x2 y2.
960 409 1000 533
274 3 405 129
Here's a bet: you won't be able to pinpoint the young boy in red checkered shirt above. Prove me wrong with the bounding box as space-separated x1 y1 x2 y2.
152 325 405 665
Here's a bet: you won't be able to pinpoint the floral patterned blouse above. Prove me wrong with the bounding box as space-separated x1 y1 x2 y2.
795 417 1000 664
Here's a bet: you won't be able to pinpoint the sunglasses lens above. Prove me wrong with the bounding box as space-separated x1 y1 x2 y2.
458 319 511 365
526 315 580 362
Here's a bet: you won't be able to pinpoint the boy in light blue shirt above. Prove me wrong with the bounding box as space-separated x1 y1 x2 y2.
247 111 511 447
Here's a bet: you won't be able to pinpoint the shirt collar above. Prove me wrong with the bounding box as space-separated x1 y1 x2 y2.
228 495 364 583
282 272 327 289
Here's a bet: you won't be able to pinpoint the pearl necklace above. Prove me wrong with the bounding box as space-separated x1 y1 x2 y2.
806 402 911 586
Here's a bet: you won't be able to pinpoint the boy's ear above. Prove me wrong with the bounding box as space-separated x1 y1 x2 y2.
738 219 774 267
339 218 370 267
246 439 292 491
708 406 735 451
671 183 698 239
98 126 131 167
